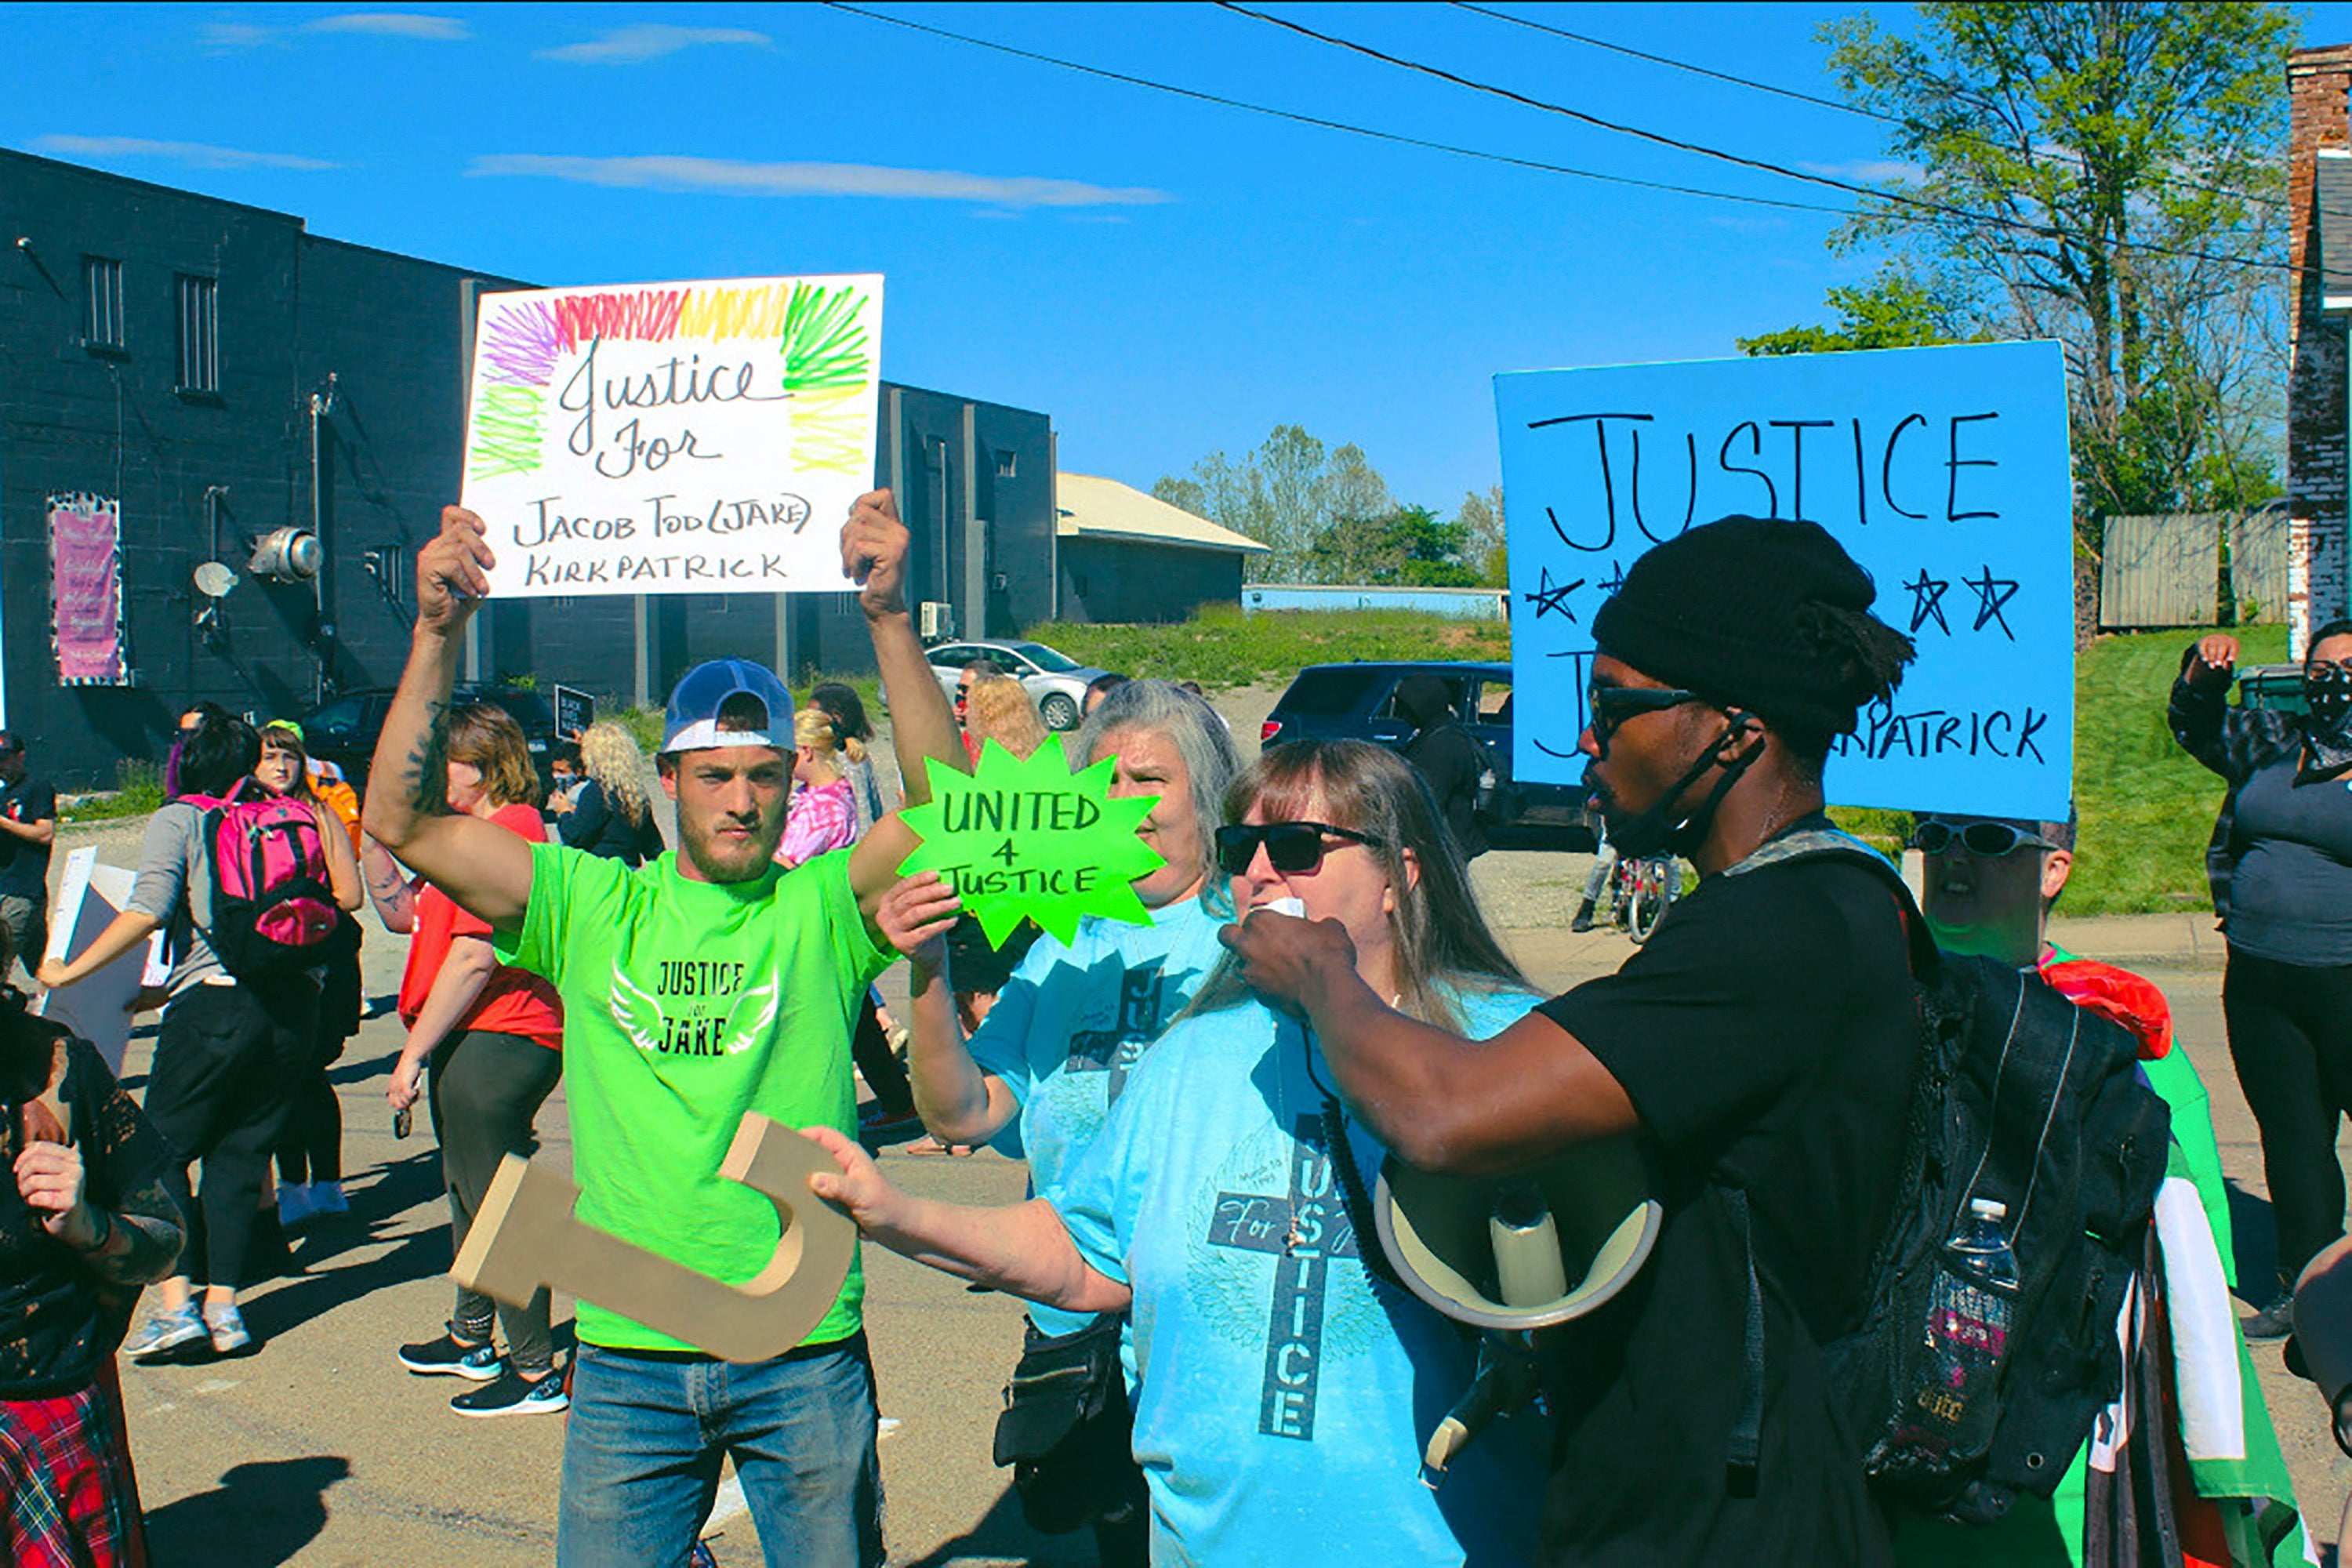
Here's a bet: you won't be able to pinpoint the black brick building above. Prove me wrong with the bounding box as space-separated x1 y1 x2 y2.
0 147 1055 785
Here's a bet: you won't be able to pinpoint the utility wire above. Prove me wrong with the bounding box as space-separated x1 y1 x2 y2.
1451 0 2304 223
1221 2 2299 278
819 1 1849 216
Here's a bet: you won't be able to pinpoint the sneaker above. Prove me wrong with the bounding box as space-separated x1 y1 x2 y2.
205 1303 254 1356
125 1302 207 1359
307 1181 349 1218
399 1328 506 1380
276 1184 315 1227
451 1368 569 1418
2243 1290 2296 1341
857 1102 922 1138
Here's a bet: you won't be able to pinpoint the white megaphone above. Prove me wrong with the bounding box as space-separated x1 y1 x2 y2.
1373 1137 1663 1485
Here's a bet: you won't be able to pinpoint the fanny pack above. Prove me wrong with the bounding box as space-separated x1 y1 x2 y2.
992 1312 1147 1535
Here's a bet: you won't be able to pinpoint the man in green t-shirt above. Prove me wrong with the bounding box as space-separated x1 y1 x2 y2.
362 493 963 1568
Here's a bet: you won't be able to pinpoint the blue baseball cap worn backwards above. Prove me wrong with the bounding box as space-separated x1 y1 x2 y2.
661 659 795 755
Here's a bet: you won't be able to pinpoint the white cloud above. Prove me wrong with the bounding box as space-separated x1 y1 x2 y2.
538 24 771 64
467 154 1171 209
33 134 338 171
198 12 467 50
1797 158 1925 185
198 20 281 51
303 13 470 39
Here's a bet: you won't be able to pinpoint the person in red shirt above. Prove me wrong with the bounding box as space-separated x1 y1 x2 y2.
361 702 568 1419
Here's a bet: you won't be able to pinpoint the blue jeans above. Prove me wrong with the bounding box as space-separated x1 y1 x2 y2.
557 1337 884 1568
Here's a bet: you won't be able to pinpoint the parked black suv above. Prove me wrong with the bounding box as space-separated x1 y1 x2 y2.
299 684 562 793
1259 661 1587 844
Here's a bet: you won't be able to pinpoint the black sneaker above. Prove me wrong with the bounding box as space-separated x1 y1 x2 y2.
399 1329 505 1380
2242 1290 2296 1341
451 1369 569 1418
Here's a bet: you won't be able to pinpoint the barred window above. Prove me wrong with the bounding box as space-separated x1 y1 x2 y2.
175 274 218 393
83 256 124 348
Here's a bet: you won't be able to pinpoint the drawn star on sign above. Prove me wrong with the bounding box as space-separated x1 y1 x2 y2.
1904 569 1951 636
1523 567 1586 622
1963 566 2021 640
897 739 1163 946
1598 560 1628 597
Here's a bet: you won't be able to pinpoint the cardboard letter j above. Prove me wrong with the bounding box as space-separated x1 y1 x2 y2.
450 1113 855 1362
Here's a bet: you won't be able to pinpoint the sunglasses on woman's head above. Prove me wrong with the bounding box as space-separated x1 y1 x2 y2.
1215 822 1386 877
1909 820 2056 858
1585 685 1700 748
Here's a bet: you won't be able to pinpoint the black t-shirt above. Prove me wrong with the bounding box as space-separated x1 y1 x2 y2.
1534 828 1917 1566
1 1032 175 1398
1403 721 1487 858
0 775 56 901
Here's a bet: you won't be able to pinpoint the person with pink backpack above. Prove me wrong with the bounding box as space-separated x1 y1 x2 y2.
38 710 360 1358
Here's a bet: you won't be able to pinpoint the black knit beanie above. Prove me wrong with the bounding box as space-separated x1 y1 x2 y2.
1590 514 1893 739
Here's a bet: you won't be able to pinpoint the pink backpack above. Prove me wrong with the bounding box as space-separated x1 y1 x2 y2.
183 780 341 978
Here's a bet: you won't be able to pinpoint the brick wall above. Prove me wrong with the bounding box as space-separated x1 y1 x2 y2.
2288 46 2352 657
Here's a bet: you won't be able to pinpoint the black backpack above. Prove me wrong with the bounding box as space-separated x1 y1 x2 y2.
1721 829 2171 1525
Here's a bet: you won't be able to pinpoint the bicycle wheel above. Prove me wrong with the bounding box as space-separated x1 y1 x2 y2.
1627 859 1674 943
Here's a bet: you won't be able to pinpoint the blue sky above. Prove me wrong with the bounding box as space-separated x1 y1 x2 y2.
5 2 2344 514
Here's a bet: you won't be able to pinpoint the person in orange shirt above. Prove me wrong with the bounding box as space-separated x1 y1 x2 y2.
361 704 568 1418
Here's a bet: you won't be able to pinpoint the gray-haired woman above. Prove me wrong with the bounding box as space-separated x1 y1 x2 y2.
876 679 1239 1563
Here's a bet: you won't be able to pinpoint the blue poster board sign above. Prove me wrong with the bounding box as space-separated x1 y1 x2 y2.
1495 341 2073 820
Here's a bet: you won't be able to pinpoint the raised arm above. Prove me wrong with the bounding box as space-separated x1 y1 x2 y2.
845 488 970 921
2168 633 2289 784
358 507 534 931
873 873 1021 1143
1218 909 1639 1178
803 1126 1129 1313
359 835 417 933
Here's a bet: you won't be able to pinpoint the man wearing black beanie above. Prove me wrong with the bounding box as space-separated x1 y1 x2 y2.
1224 514 1920 1566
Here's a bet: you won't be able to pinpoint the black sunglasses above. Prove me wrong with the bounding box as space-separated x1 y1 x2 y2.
1215 821 1387 877
1586 685 1700 748
1910 820 2056 858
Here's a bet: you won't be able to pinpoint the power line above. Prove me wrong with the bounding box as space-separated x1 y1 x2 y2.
818 2 1851 217
1220 2 2297 278
1450 1 2301 223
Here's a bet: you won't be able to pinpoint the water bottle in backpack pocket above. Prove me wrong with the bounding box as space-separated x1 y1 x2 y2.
185 780 343 981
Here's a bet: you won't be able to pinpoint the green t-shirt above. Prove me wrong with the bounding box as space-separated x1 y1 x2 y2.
497 842 889 1354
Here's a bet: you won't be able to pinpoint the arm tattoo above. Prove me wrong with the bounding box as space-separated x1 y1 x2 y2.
403 698 454 818
87 1174 186 1287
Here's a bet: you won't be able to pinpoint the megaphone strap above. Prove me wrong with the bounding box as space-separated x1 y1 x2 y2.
1321 1096 1404 1292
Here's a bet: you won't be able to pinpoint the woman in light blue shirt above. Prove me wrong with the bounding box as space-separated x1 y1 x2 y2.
880 679 1239 1560
829 740 1546 1565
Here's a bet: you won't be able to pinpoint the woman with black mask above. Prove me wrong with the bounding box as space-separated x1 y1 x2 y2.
2172 620 2352 1338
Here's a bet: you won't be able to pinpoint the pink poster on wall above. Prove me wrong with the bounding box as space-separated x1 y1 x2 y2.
49 493 128 686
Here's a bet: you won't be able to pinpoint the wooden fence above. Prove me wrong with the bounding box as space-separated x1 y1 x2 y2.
2098 506 2288 630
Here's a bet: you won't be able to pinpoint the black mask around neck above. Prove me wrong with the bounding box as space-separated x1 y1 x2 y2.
1589 712 1759 861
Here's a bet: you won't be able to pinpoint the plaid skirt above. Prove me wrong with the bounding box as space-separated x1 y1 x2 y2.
2 1377 143 1568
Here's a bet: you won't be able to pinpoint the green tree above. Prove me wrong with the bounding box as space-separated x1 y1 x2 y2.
1820 2 2293 536
1737 266 1974 356
1454 485 1508 586
1306 505 1479 586
1152 426 1395 582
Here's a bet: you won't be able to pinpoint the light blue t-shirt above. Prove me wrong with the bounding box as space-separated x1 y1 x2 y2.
1054 985 1547 1567
967 896 1225 1336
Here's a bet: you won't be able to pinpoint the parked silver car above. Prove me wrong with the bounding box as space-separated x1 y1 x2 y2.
925 639 1109 731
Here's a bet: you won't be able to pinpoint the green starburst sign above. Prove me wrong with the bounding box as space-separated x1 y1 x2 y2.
896 739 1165 946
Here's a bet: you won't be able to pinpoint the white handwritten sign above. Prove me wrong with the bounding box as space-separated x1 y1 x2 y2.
460 274 884 598
1497 342 2073 820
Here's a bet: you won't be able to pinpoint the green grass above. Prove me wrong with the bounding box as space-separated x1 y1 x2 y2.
1028 604 1509 691
60 760 164 824
2066 625 2285 916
